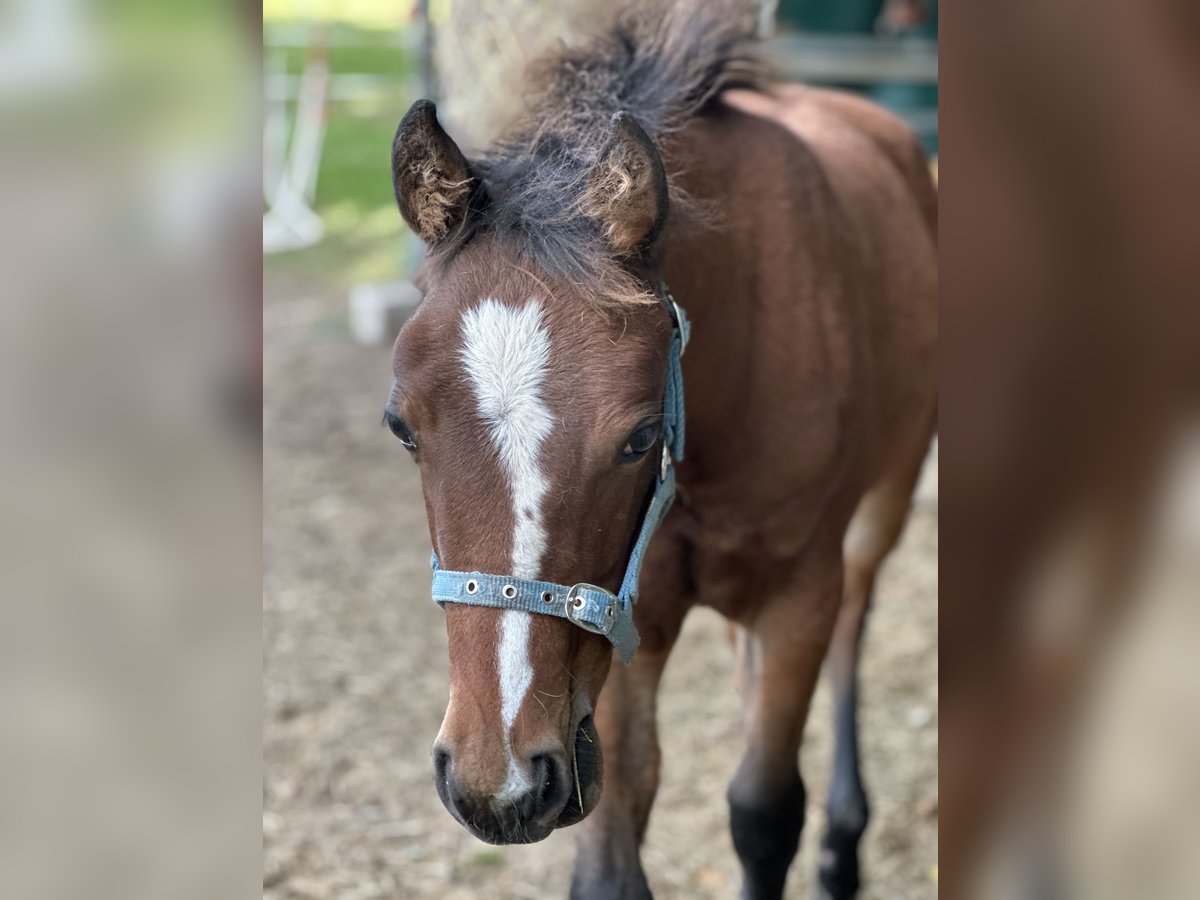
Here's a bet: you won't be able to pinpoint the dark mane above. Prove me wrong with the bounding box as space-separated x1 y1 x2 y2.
434 1 767 306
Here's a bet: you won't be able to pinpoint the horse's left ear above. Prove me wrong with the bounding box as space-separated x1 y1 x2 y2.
586 112 669 257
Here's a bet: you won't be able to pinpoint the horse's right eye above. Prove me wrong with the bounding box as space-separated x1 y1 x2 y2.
383 411 417 451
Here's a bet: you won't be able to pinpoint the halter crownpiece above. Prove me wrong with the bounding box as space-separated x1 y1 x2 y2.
430 283 690 664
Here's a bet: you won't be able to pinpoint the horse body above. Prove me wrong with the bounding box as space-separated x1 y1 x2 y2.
657 83 937 609
386 6 934 897
570 85 936 900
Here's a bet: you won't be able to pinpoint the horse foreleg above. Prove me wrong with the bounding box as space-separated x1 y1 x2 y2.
569 635 678 900
570 537 689 900
817 564 872 900
728 553 842 900
820 451 928 899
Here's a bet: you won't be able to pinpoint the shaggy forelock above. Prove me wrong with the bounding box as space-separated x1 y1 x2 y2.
427 0 768 308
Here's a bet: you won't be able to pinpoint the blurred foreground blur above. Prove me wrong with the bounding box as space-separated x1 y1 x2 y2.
0 0 1197 898
941 0 1200 897
0 1 260 898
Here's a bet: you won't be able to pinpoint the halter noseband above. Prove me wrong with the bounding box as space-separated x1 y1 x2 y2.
430 284 689 665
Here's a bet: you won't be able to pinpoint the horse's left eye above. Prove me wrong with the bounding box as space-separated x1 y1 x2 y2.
621 422 661 459
383 411 417 451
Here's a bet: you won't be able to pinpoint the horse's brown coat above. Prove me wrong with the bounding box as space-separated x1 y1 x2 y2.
386 6 935 893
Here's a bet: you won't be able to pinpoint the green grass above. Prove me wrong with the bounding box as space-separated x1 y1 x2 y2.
277 39 418 78
263 0 416 30
466 849 506 868
265 27 422 295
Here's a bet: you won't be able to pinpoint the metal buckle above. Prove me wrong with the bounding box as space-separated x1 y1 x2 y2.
670 297 687 354
660 443 670 481
658 283 687 352
564 583 616 636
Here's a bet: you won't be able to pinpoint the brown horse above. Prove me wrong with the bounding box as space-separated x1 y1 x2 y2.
384 4 936 898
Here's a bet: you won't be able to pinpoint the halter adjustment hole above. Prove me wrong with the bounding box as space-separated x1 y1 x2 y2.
501 584 517 600
465 580 478 595
572 596 586 611
541 591 554 604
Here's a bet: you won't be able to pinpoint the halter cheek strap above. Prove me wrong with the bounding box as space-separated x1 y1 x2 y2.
430 285 690 665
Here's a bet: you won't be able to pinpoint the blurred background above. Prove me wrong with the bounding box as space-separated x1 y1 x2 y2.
261 0 937 343
262 1 939 899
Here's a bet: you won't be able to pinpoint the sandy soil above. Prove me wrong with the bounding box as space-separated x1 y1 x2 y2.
263 273 938 900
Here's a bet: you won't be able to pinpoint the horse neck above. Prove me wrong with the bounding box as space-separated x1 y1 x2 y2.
656 112 812 522
660 132 759 452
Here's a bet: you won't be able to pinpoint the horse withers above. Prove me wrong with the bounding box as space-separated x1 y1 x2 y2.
383 5 936 898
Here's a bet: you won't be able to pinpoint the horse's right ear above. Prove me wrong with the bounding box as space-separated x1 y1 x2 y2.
392 100 481 245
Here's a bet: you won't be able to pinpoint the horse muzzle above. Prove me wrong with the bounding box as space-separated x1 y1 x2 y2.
432 714 603 843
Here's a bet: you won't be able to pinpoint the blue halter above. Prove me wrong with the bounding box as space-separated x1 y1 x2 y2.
430 284 689 664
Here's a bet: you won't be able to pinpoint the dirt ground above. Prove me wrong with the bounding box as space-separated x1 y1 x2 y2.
263 273 938 900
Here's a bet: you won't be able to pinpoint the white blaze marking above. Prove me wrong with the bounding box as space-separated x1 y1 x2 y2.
459 298 554 579
496 609 533 799
460 297 554 802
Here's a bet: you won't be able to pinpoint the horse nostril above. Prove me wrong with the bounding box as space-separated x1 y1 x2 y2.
432 747 463 819
529 753 569 821
433 747 452 785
